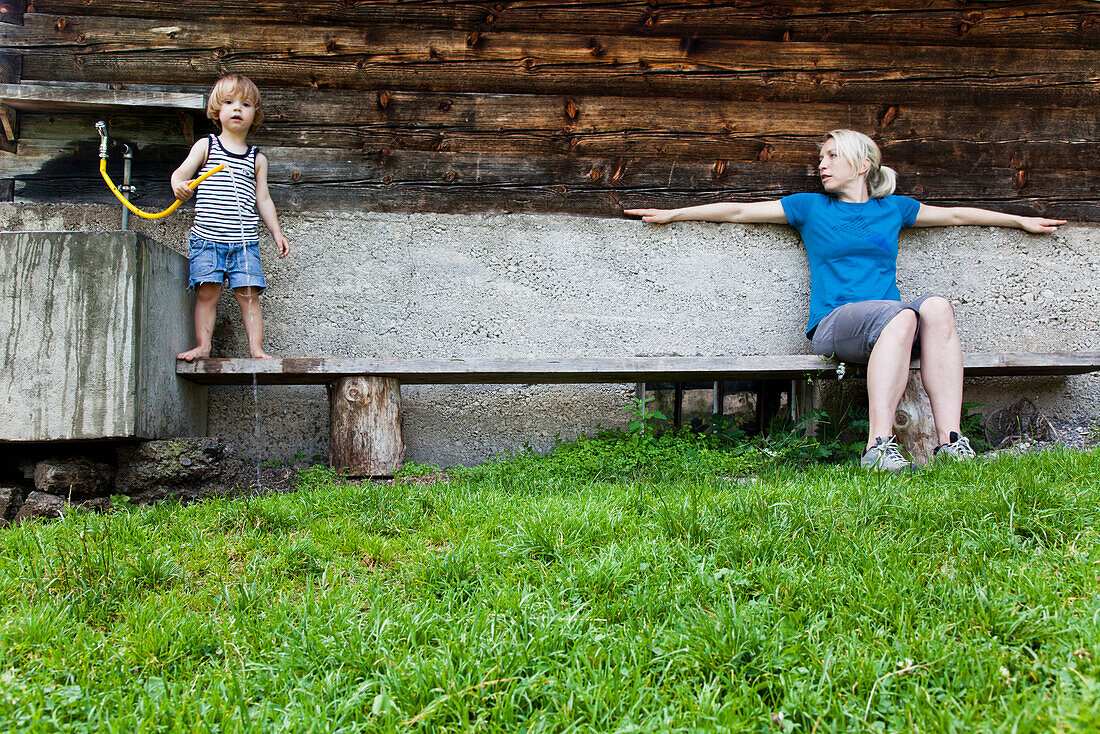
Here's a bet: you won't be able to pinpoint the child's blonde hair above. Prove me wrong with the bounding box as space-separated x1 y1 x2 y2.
206 74 264 133
825 129 897 199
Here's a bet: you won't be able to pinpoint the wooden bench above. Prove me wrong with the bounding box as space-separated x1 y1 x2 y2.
177 352 1100 475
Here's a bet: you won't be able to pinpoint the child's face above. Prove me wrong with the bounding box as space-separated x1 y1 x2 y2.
217 91 257 134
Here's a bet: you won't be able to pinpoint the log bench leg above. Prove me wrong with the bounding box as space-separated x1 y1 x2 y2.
328 376 405 477
893 371 937 465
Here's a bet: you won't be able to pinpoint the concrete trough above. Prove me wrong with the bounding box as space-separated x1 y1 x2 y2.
0 231 206 441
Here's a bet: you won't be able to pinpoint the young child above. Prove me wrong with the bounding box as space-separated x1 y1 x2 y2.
173 73 289 361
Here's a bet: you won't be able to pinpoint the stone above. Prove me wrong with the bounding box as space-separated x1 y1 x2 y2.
33 457 114 499
115 437 251 504
0 485 24 526
14 491 66 522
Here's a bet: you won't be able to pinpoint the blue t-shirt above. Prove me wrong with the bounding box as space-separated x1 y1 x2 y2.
780 193 921 335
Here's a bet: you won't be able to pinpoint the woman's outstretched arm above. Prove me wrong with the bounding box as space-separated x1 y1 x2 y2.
912 204 1066 234
624 200 788 225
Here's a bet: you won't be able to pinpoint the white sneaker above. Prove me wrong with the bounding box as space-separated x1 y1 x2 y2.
933 432 976 461
861 436 913 473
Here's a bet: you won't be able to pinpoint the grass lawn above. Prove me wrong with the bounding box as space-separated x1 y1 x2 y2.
2 430 1099 732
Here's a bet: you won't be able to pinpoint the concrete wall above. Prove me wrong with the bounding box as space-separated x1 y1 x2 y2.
1 204 1096 465
0 229 205 442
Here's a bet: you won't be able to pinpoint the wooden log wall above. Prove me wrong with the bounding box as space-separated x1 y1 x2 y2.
1 1 1097 219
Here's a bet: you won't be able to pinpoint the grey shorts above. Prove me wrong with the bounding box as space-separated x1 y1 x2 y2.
810 295 944 363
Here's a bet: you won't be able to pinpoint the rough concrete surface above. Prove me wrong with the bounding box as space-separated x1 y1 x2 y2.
2 203 1097 467
0 229 205 441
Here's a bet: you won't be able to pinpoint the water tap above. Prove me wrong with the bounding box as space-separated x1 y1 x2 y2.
95 121 109 159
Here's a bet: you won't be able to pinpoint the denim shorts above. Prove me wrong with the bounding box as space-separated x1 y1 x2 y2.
810 295 943 363
187 234 266 291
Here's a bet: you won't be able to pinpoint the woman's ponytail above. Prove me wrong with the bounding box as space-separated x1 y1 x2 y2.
866 163 897 199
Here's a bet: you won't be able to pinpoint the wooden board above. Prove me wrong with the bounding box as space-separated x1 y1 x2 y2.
175 352 1100 386
28 2 1100 49
0 81 205 112
12 16 1097 106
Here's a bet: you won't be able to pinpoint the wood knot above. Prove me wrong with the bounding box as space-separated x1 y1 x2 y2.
589 167 601 182
523 57 535 69
443 170 456 183
955 21 970 37
638 58 650 71
554 185 567 195
343 383 364 404
377 90 390 109
435 137 449 152
437 99 452 112
880 105 899 127
610 166 625 184
55 16 67 30
588 40 603 57
643 14 656 28
1013 168 1029 189
76 33 87 44
1081 18 1094 31
485 13 495 24
781 28 792 42
712 159 726 178
756 145 774 163
466 31 480 47
290 170 301 182
679 37 700 55
565 99 578 119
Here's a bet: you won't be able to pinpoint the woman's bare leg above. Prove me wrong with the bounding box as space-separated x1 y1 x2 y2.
865 309 918 448
916 296 963 444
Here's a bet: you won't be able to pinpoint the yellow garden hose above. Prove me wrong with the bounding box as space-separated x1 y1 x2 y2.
98 158 225 220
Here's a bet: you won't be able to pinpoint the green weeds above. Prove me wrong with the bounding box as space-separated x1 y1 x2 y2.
1 439 1099 731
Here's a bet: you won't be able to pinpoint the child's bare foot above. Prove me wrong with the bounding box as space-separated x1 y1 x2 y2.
177 346 211 362
250 349 275 359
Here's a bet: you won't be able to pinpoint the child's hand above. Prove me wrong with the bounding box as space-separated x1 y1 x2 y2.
173 179 197 201
274 234 290 258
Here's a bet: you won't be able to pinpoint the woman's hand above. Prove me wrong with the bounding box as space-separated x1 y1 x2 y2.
1017 216 1067 234
624 208 676 224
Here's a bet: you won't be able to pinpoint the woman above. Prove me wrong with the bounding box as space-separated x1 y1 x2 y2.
625 129 1065 472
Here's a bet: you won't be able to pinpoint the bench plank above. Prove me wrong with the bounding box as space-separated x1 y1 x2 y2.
176 352 1100 386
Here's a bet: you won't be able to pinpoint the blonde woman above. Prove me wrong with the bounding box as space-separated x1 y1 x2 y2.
625 130 1065 472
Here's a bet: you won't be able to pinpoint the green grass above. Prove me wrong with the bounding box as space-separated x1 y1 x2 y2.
2 439 1100 732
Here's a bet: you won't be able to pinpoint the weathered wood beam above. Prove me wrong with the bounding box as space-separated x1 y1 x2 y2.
0 81 205 112
12 16 1097 105
175 352 1100 386
12 142 1095 208
0 103 17 141
27 1 1100 48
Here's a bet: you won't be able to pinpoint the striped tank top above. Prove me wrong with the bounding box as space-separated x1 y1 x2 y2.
191 134 260 242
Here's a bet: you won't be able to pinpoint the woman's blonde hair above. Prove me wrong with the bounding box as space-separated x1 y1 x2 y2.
206 74 263 133
824 129 896 199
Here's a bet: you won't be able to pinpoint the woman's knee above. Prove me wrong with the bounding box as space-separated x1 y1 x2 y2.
918 296 956 330
882 308 918 341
